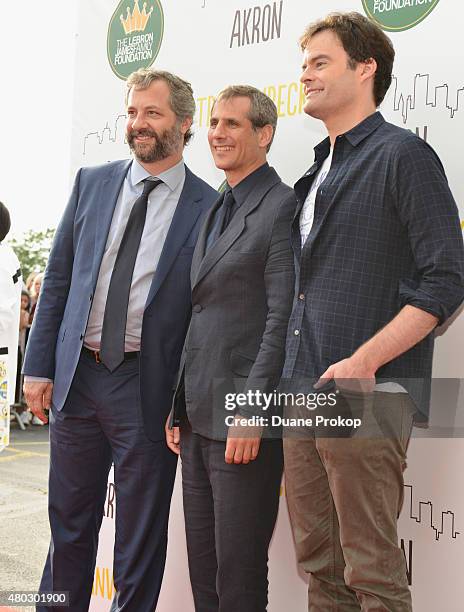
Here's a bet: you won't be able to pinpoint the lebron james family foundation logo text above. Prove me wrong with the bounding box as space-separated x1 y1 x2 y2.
107 0 164 80
362 0 440 31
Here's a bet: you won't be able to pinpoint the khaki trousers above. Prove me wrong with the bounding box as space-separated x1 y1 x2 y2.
283 391 414 612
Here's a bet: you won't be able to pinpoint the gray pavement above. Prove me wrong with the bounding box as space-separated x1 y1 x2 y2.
0 420 50 596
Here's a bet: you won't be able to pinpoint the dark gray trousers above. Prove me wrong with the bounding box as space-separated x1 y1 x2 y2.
180 419 283 612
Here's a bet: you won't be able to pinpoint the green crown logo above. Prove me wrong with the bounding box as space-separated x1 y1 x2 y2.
107 0 164 80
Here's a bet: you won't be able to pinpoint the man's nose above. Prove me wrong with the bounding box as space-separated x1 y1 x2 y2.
300 66 314 84
131 113 147 129
212 121 226 138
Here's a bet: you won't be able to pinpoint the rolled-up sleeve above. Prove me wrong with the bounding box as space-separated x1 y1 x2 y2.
392 136 464 324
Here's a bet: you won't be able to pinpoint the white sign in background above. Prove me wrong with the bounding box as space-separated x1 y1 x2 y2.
68 1 464 610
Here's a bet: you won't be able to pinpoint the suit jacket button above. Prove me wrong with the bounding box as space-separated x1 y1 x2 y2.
193 304 202 313
80 334 84 340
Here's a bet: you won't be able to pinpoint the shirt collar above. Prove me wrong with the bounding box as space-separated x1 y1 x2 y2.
129 158 186 192
230 162 270 206
343 111 385 146
314 111 385 161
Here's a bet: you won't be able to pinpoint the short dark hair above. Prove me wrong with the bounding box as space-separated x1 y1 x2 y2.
300 12 395 107
0 201 11 242
214 85 278 152
126 69 195 145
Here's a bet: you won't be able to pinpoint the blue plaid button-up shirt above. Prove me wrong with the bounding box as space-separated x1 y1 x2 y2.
282 112 464 419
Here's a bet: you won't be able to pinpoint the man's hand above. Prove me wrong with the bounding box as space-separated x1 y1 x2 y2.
225 417 262 464
315 355 376 393
165 415 180 455
314 305 439 394
23 381 53 424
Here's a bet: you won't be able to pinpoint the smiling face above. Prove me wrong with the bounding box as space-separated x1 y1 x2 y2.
300 29 376 133
126 79 190 168
208 96 271 186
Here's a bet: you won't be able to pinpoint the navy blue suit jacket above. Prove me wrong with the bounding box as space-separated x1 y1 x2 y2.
23 160 217 440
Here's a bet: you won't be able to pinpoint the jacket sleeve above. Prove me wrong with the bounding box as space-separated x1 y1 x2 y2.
391 136 464 325
22 169 82 378
239 190 297 418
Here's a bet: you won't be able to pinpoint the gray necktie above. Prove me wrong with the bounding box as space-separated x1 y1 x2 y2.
100 178 162 372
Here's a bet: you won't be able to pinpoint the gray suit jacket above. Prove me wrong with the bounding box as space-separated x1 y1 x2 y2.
173 165 296 440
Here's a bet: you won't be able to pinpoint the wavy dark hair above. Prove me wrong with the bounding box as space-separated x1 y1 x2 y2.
300 12 395 107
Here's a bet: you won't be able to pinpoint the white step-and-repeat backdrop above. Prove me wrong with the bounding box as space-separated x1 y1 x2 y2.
68 1 463 609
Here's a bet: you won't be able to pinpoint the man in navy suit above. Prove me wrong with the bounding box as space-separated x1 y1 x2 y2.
23 68 217 612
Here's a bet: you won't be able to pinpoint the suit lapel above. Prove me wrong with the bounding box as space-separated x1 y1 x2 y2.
192 167 280 290
92 160 131 287
190 192 224 287
192 215 246 290
145 166 203 307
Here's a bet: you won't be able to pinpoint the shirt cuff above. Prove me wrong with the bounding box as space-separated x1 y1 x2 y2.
23 376 53 383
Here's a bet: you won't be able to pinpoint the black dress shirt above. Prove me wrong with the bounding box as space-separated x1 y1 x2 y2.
231 161 271 206
205 162 271 250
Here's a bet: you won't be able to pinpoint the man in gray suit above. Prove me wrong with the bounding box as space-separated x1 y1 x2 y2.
166 85 296 611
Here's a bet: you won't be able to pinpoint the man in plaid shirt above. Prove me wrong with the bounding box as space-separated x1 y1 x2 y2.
282 12 464 611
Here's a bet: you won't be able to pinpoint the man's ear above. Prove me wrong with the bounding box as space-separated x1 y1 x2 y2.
180 116 193 136
258 124 274 150
360 57 377 82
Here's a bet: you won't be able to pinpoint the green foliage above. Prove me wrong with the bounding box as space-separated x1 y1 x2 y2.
9 228 55 281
